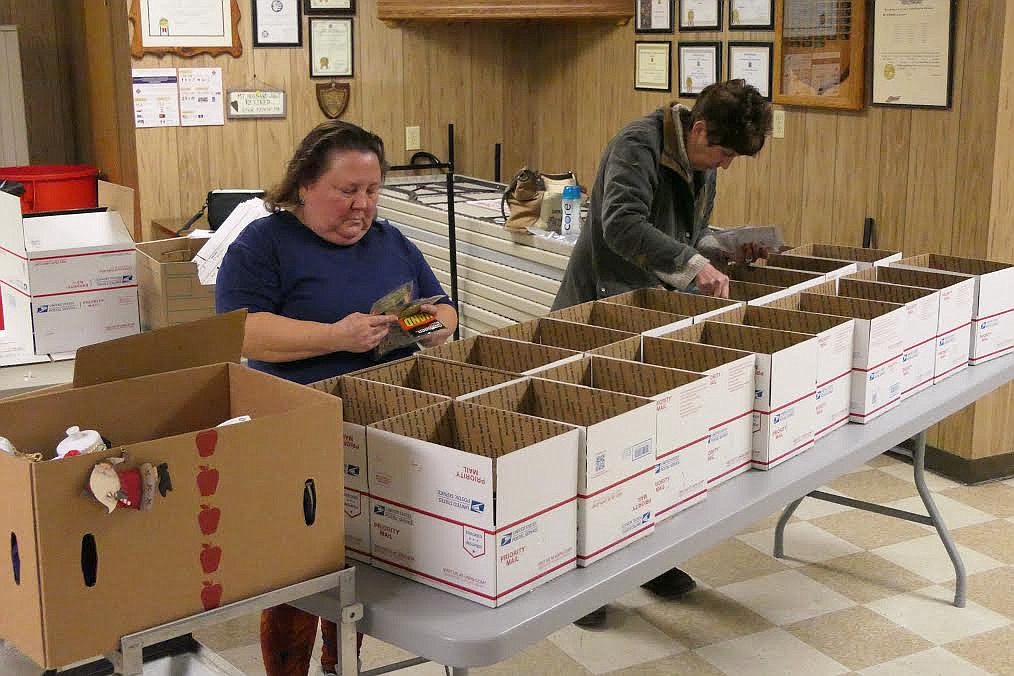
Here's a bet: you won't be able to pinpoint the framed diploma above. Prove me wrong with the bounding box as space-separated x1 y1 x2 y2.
309 17 353 78
679 0 721 31
635 41 672 91
872 0 955 108
729 0 773 30
227 89 287 118
678 42 721 98
773 0 866 110
304 0 355 14
129 0 243 58
253 0 302 47
635 0 674 33
728 42 772 99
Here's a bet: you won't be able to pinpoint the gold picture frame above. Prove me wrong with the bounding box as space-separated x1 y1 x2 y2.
129 0 244 59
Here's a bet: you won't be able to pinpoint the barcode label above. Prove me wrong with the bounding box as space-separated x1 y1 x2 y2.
630 440 652 461
594 452 606 473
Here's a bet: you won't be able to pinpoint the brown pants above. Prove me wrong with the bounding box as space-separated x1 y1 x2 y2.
260 604 363 675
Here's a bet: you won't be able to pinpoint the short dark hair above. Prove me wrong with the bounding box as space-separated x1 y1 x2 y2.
691 79 773 156
265 120 388 211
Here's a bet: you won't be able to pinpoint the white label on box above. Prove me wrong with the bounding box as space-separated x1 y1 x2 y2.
899 294 939 399
31 287 140 355
577 475 655 566
813 321 853 439
653 377 710 519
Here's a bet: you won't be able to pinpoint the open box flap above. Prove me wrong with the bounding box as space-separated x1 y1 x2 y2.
73 310 246 387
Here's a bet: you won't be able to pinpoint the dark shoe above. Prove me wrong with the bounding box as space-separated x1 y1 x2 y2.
641 568 697 600
573 605 608 628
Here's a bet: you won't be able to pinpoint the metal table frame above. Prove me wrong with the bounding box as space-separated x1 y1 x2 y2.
293 357 1012 675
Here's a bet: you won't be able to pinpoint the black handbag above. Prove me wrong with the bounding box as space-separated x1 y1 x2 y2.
178 189 265 234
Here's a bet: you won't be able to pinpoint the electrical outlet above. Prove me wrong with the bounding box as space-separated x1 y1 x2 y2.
405 126 421 151
773 110 785 139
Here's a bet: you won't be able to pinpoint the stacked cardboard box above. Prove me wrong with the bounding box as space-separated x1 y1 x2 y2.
892 254 1014 365
463 378 657 567
367 400 581 606
0 313 343 669
661 321 819 469
785 244 902 269
716 305 855 439
547 300 691 337
538 355 710 519
765 292 906 423
308 376 449 563
136 238 216 331
592 335 756 485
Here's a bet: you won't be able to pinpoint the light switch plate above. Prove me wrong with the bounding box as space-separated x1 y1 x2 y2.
405 126 421 151
773 110 785 139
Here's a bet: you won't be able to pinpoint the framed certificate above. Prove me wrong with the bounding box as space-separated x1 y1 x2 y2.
728 42 772 99
729 0 773 30
304 0 354 13
678 42 721 97
679 0 721 31
635 0 674 33
309 17 353 78
253 0 302 47
872 0 955 108
634 41 672 91
129 0 243 58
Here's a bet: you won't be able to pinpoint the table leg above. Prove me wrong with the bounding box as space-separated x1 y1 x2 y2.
773 497 804 559
911 430 967 608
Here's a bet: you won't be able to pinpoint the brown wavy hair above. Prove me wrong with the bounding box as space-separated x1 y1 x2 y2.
264 120 389 212
691 79 773 157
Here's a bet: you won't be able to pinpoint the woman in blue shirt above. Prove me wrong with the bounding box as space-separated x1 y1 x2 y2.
216 120 457 674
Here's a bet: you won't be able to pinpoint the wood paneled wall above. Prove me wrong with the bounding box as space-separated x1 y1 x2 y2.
125 2 1012 462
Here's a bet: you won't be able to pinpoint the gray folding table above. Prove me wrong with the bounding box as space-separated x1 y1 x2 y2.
293 355 1014 675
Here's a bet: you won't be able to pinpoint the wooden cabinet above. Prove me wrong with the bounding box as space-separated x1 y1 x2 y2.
377 0 632 22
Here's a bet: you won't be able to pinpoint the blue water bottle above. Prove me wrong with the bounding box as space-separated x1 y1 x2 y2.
561 185 582 241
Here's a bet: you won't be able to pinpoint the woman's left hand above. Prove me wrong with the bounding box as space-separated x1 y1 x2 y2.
417 303 454 347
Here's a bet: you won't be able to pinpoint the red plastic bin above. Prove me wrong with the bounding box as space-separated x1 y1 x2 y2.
0 164 99 214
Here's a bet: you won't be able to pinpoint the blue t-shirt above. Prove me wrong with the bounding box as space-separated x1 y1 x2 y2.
215 211 450 384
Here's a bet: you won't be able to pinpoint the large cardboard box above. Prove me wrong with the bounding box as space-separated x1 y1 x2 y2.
0 313 343 669
463 378 657 566
663 321 818 470
602 287 742 323
767 292 905 423
548 300 691 337
849 266 975 383
592 335 756 486
892 254 1012 365
0 192 139 357
367 400 580 606
423 334 582 374
836 277 939 399
786 244 902 269
766 253 859 283
487 317 636 353
718 305 855 439
136 238 216 331
538 355 710 520
346 354 518 399
308 375 448 564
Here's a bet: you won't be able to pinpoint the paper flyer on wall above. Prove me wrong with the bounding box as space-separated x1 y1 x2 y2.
178 67 225 127
132 68 181 128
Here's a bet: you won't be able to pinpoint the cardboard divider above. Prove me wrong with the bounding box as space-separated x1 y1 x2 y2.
588 335 642 361
487 317 636 352
729 280 785 303
548 300 691 336
897 253 1011 276
724 263 825 288
766 252 858 278
601 287 741 321
662 319 812 352
786 243 902 267
345 354 518 399
423 334 581 374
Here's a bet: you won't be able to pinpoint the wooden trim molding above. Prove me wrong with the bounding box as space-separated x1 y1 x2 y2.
377 1 633 22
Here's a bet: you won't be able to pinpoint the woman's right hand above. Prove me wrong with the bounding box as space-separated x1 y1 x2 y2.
333 313 399 353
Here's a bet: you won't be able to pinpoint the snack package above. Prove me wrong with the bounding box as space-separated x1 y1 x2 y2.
370 281 446 359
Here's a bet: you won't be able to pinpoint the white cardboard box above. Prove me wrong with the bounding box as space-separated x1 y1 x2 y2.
767 292 905 423
837 277 939 399
486 317 637 353
548 300 692 339
367 400 580 606
462 378 657 567
601 287 743 327
717 305 855 439
853 266 974 383
664 321 818 469
0 193 139 357
537 355 710 521
786 244 903 269
308 376 449 564
892 254 1011 365
423 334 583 375
593 335 756 486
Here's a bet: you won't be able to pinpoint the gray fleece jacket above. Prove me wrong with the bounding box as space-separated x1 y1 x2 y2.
552 104 716 310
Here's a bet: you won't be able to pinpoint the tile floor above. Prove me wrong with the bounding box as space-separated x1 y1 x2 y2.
189 453 1014 675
